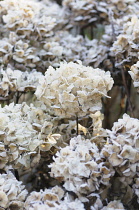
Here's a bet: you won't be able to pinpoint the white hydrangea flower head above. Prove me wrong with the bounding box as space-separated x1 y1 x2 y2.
24 186 85 210
101 114 139 178
0 32 41 70
35 61 114 118
24 186 64 209
0 66 43 97
0 102 59 171
0 0 58 39
129 61 139 92
62 0 138 28
50 135 114 201
0 171 28 209
39 31 88 68
111 16 139 66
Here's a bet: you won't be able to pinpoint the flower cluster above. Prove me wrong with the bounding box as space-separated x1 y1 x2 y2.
50 135 114 202
0 65 43 97
25 186 85 210
63 0 139 28
0 102 59 171
111 16 139 67
101 114 139 178
36 61 114 118
0 171 28 209
1 0 139 209
0 0 59 40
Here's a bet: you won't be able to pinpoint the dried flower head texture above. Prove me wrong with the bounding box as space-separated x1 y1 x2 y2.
62 0 138 28
50 135 114 202
0 102 59 171
101 114 139 178
0 171 28 209
129 61 139 92
0 66 43 97
0 32 41 70
25 185 85 209
35 61 114 118
0 30 106 70
111 16 139 67
0 0 58 40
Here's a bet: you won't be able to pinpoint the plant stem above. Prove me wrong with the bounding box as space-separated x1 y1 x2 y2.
76 115 78 135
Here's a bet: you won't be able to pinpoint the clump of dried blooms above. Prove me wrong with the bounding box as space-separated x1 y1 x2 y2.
101 114 139 178
0 102 59 171
0 171 28 209
129 61 139 92
62 0 139 28
0 65 43 97
111 16 139 67
35 61 114 118
0 0 58 40
37 31 87 68
24 185 85 210
50 135 114 202
0 32 41 70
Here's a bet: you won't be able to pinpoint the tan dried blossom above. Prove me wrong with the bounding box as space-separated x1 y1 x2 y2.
0 66 43 97
62 0 139 28
35 61 114 118
24 186 85 210
50 135 114 202
0 0 59 40
129 61 139 92
101 114 139 178
38 31 87 68
0 171 28 209
0 102 59 171
111 16 139 67
0 32 40 70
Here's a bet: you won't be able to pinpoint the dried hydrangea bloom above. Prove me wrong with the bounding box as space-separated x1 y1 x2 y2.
50 135 114 202
62 0 112 27
111 16 139 67
62 0 138 28
0 66 43 97
24 185 85 210
38 31 88 68
0 0 59 40
0 171 28 209
0 102 59 171
129 61 139 92
101 200 125 210
101 114 139 178
0 32 41 70
36 61 114 118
